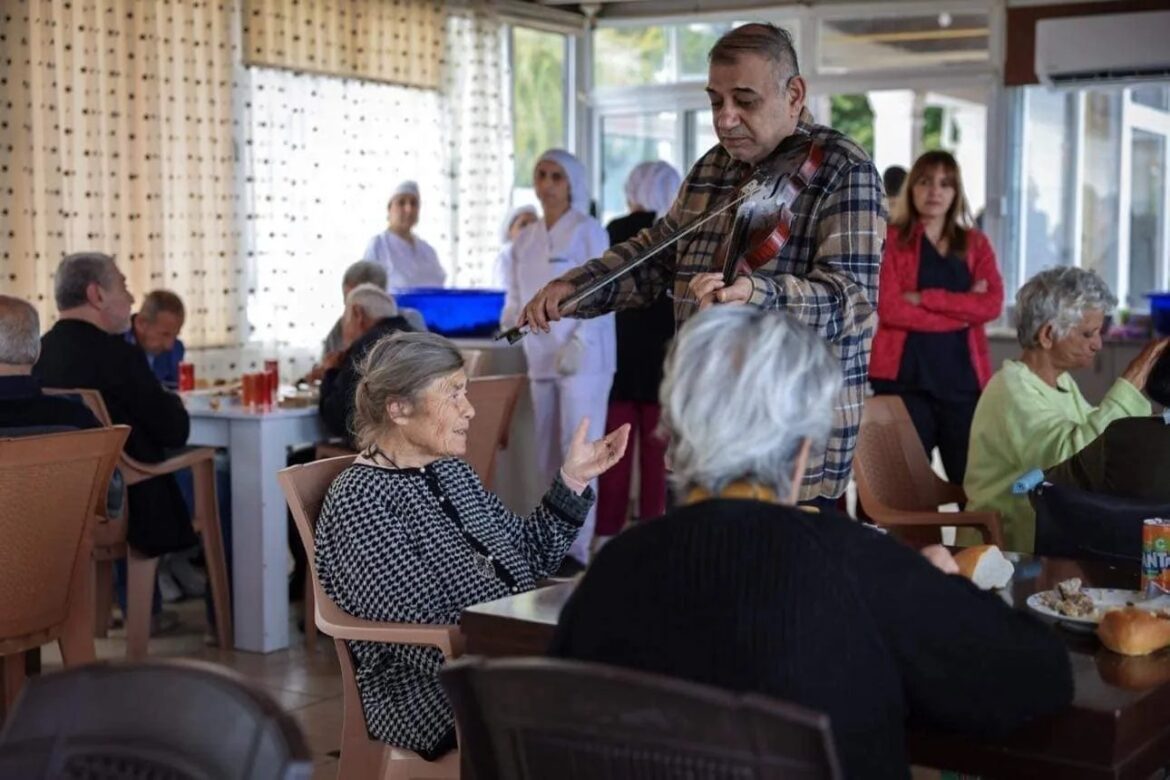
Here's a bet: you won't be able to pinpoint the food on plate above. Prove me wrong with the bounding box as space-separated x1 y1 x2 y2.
1097 607 1170 656
1037 577 1098 619
954 545 1014 590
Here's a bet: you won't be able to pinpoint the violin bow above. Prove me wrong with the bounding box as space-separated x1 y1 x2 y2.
498 178 764 344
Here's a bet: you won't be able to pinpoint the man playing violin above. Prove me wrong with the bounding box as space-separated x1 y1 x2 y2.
518 22 886 506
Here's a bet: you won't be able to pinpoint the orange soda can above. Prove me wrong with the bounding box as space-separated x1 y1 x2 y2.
1141 518 1170 596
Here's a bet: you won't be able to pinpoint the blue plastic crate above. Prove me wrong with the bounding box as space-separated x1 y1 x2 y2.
1148 292 1170 337
393 288 506 338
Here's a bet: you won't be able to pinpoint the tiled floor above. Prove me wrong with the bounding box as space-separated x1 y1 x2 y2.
39 599 344 780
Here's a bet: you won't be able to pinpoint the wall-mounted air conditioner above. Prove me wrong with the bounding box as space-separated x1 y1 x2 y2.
1035 10 1170 86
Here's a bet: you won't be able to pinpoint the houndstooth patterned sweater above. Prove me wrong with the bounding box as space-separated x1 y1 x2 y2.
315 458 591 759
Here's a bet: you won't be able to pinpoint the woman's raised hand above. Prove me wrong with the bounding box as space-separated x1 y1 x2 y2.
1122 337 1169 390
562 418 631 484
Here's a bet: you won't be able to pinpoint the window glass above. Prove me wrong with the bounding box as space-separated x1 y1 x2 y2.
594 26 669 89
512 28 566 190
599 111 678 225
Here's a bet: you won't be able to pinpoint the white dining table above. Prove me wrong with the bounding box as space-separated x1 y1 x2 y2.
184 395 325 653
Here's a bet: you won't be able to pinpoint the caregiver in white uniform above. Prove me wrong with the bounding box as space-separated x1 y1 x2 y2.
362 180 447 289
500 149 615 567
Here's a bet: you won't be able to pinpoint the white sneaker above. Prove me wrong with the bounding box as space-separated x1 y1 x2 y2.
157 570 183 603
166 554 207 598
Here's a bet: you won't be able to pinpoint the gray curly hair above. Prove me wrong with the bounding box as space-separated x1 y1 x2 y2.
659 306 841 500
1015 267 1116 349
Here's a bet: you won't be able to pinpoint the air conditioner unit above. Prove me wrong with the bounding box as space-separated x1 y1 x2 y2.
1035 10 1170 86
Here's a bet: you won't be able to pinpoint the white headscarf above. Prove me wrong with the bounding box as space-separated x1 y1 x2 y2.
623 162 654 210
390 180 419 203
498 204 538 244
537 149 590 215
636 161 683 218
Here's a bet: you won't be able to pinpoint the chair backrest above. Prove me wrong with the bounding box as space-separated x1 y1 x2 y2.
854 396 954 513
1032 482 1170 564
279 455 357 597
41 387 114 426
441 656 842 780
0 427 128 647
0 659 312 780
40 388 126 521
465 374 525 489
460 348 485 378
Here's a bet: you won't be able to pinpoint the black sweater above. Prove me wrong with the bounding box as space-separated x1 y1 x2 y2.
34 319 195 555
605 211 675 404
318 316 413 445
549 501 1073 779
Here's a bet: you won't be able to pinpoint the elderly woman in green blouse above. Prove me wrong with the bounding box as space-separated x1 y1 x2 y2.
964 267 1167 552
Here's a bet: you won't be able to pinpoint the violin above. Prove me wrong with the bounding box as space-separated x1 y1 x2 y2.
716 140 825 286
497 139 826 345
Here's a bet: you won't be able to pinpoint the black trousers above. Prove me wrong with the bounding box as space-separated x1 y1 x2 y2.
876 389 978 485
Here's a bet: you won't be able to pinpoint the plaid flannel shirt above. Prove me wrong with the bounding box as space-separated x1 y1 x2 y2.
559 110 886 500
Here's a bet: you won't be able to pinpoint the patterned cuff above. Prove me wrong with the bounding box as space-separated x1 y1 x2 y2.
544 475 595 527
747 274 773 307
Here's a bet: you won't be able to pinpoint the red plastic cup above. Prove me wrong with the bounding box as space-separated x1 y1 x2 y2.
242 373 260 409
178 361 195 392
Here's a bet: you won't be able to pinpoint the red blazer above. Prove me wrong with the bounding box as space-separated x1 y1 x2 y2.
869 223 1004 388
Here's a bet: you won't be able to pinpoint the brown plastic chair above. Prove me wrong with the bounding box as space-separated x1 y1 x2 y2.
43 388 233 659
0 426 129 716
441 656 843 780
278 455 462 779
464 375 525 490
854 396 1003 548
0 659 312 779
459 349 484 378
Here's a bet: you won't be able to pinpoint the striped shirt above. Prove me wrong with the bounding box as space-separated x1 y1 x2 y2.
559 110 886 500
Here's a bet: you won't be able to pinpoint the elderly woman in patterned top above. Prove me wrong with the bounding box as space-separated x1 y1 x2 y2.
315 331 630 761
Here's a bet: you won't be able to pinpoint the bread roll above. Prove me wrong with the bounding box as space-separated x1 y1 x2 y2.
1097 608 1170 656
954 545 1014 590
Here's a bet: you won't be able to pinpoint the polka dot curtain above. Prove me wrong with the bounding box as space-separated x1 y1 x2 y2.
2 1 511 353
242 5 513 350
242 0 444 90
0 0 242 347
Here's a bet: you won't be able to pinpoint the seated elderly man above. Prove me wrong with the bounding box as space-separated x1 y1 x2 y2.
551 306 1073 780
318 283 414 444
0 295 100 432
964 267 1167 552
125 290 186 388
1044 345 1170 503
1 295 124 521
322 261 388 358
33 252 196 558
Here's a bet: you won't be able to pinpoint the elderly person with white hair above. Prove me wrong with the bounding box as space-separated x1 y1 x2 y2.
315 332 629 760
552 306 1074 780
596 160 682 539
318 283 414 444
963 267 1168 552
500 148 615 570
491 204 538 289
361 180 446 289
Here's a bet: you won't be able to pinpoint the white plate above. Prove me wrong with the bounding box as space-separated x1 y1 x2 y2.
1026 588 1170 629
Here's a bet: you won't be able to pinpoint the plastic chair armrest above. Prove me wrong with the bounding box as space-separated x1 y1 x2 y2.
120 446 216 484
318 611 464 660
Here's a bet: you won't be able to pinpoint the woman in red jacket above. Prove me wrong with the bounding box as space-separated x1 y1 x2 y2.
870 150 1004 484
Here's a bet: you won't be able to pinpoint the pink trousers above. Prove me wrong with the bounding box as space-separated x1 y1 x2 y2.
596 401 668 537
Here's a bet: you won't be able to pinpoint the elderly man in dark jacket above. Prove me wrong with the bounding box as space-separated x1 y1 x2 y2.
318 283 414 446
33 252 195 556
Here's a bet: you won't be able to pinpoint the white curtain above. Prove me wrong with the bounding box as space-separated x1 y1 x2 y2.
242 3 513 351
